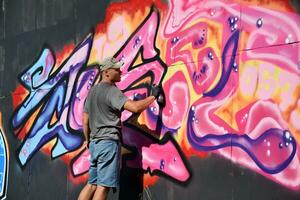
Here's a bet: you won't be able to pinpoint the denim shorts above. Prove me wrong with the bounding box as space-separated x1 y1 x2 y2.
88 140 121 188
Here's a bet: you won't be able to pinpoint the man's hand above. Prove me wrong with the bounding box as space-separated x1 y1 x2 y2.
83 140 89 149
151 84 163 99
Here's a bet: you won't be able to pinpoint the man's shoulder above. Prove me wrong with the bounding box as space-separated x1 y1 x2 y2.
108 84 122 92
91 82 123 96
92 83 107 91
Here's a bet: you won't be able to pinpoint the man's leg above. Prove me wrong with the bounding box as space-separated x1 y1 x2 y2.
92 185 109 200
78 184 97 200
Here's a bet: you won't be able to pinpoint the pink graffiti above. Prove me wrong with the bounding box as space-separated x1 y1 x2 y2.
69 68 99 131
142 140 189 182
165 0 300 75
240 7 300 75
122 125 189 182
162 0 300 190
70 9 190 182
165 22 220 95
162 71 189 130
17 0 299 189
72 148 91 176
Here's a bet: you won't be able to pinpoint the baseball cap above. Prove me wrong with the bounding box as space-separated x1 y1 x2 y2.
99 57 124 71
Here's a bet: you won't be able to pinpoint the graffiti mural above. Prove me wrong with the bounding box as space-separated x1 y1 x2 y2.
11 0 300 192
0 113 9 200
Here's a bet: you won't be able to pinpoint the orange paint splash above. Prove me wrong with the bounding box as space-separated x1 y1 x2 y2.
11 85 29 109
95 0 167 35
54 43 76 71
238 0 296 12
144 173 159 187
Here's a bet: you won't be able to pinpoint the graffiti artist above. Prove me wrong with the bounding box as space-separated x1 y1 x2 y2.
78 57 163 200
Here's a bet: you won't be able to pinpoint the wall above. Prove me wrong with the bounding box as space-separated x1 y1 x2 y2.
0 0 300 199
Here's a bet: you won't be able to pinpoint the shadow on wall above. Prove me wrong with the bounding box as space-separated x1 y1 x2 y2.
119 91 184 200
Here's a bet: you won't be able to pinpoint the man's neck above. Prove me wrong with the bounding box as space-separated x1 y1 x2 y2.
100 78 114 85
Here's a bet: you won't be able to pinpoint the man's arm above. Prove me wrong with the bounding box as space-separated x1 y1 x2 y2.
83 112 90 142
123 96 155 113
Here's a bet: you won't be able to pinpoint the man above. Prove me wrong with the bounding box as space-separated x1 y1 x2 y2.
78 57 162 200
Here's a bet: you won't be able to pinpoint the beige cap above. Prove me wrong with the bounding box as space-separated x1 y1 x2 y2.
99 57 124 71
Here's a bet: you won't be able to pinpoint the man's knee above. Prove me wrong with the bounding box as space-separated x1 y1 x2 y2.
87 184 97 192
77 184 97 200
96 185 109 192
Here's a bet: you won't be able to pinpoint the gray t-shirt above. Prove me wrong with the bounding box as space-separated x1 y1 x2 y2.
83 82 128 141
